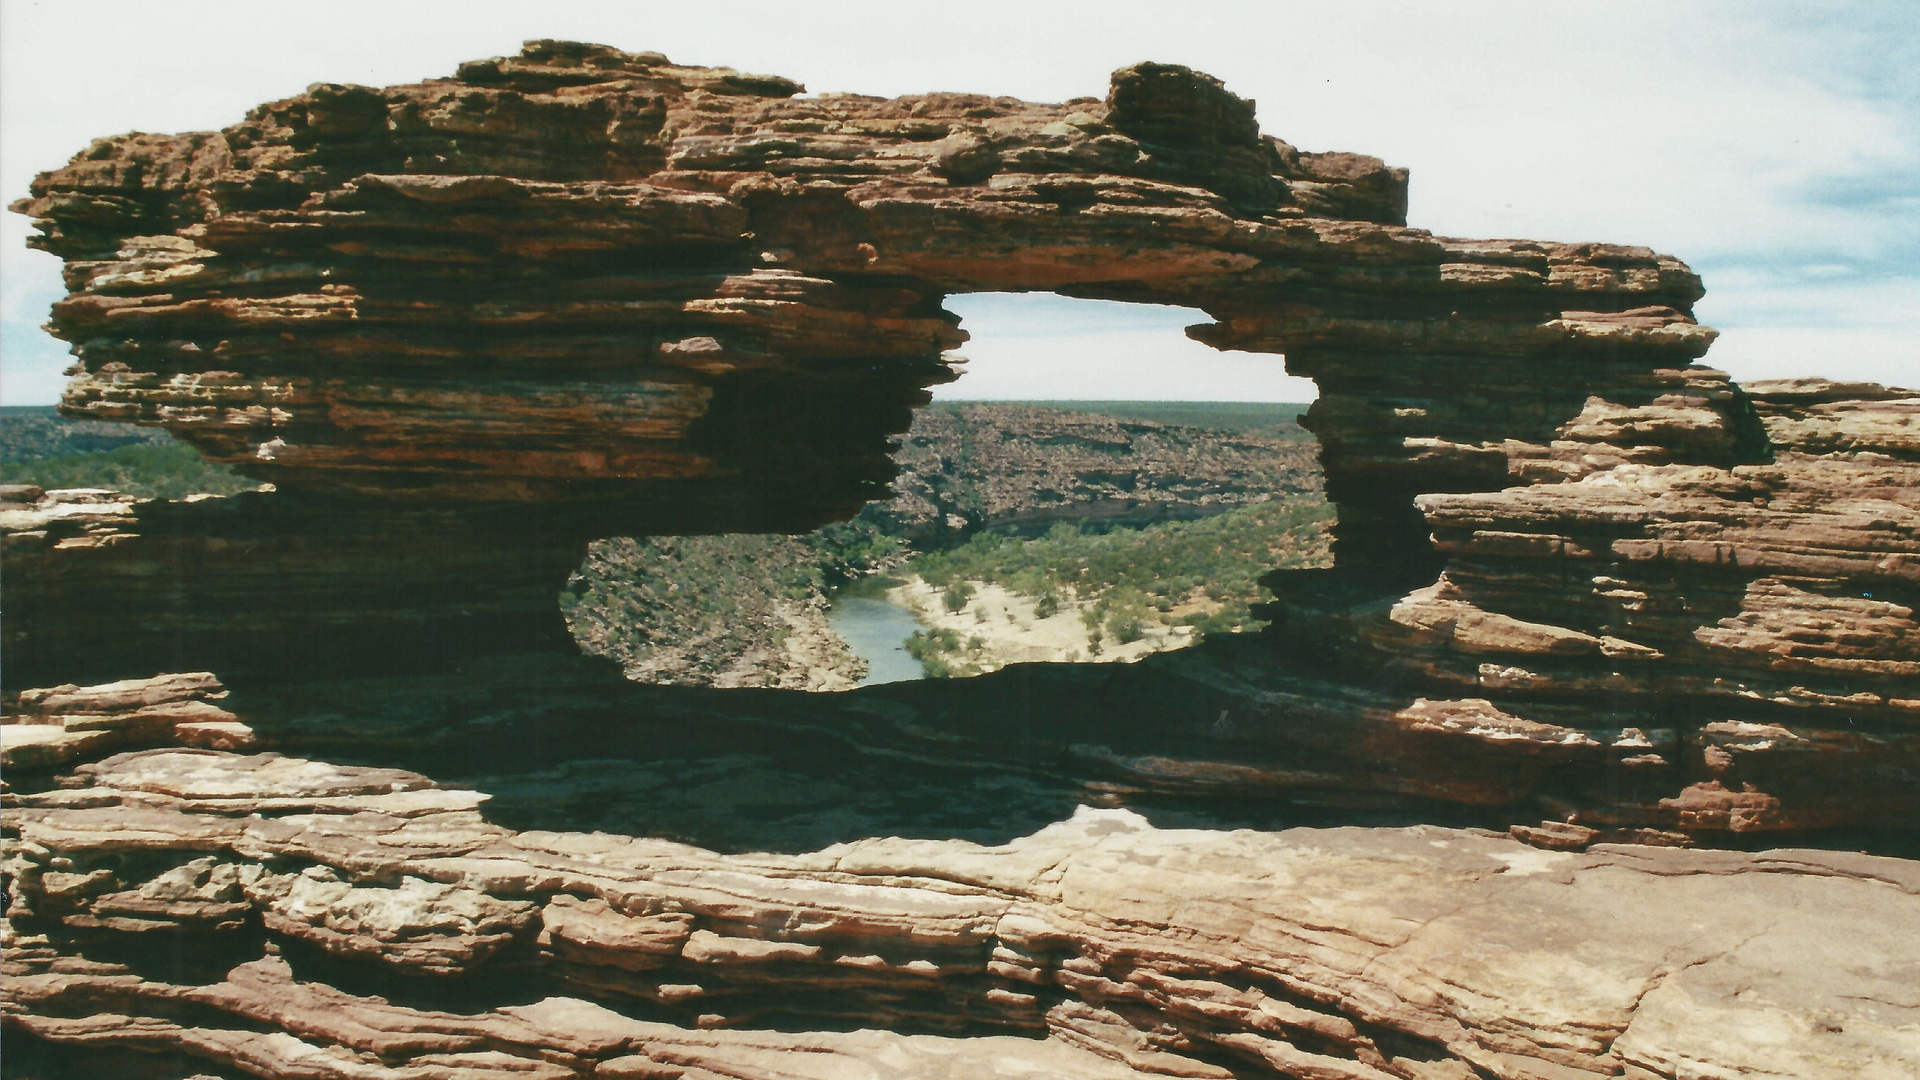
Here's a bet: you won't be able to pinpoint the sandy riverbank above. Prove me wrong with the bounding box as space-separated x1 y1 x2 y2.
886 577 1203 674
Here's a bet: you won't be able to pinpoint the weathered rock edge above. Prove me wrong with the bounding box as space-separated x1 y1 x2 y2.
6 747 1917 1079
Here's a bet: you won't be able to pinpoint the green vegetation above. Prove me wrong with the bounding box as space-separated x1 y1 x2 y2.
0 406 257 500
904 626 989 678
561 527 911 685
0 441 258 500
904 496 1333 647
809 518 908 579
566 534 830 684
957 400 1314 439
1 406 167 460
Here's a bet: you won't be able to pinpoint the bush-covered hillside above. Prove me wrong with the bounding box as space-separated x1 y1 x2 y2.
866 401 1321 544
1000 400 1314 439
563 534 873 690
0 407 257 499
908 496 1333 644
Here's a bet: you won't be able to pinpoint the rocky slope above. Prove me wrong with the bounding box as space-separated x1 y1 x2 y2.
564 533 867 690
872 401 1320 542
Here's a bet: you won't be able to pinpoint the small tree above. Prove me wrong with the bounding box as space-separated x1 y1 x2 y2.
943 580 974 612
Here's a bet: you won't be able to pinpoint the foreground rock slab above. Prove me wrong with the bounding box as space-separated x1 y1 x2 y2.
6 748 1917 1078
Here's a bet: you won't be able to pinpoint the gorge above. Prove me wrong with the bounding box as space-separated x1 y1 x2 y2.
3 41 1917 1079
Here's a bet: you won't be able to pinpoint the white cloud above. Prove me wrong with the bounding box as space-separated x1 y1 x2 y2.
2 1 1913 405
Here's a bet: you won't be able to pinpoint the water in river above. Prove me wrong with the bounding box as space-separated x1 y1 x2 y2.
826 595 926 685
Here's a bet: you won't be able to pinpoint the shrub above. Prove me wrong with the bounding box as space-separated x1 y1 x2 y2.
905 627 963 661
943 580 974 612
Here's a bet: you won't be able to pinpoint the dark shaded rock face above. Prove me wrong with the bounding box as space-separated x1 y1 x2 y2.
4 41 1918 1079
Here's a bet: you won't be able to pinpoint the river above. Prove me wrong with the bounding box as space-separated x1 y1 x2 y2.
826 595 926 685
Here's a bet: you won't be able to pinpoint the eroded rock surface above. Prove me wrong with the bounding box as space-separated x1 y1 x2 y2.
7 748 1916 1079
9 41 1723 686
1271 380 1920 834
1 670 252 770
6 41 1916 1077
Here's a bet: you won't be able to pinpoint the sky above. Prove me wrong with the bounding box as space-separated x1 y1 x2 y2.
1 0 1913 405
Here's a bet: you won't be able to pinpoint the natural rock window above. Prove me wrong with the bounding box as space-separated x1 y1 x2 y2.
562 295 1334 689
4 41 1915 1080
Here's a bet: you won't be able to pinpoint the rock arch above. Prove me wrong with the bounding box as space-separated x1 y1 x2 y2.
3 39 1915 835
9 44 1759 676
5 41 1919 1080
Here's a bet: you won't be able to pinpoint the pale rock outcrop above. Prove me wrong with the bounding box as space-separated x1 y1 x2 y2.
6 748 1917 1078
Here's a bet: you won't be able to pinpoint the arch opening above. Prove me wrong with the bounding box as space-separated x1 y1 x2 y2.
562 294 1333 690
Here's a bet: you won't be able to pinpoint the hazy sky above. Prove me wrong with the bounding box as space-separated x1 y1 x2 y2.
2 0 1913 404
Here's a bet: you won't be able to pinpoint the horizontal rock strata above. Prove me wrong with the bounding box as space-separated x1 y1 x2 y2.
6 747 1916 1079
3 44 1908 835
8 41 1918 1078
1280 379 1920 833
0 486 591 684
17 436 1905 843
9 42 1731 687
0 671 251 770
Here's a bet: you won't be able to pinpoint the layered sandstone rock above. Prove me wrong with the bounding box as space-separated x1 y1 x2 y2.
8 42 1736 690
6 747 1916 1079
7 41 1917 1077
12 42 1712 581
0 671 250 770
6 44 1912 829
1282 380 1920 833
0 485 589 685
